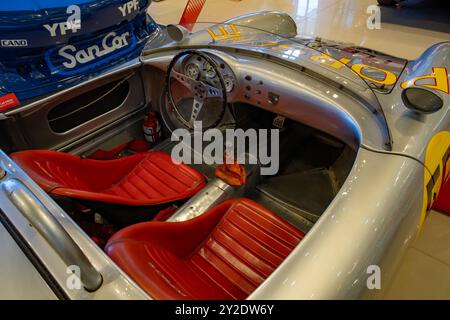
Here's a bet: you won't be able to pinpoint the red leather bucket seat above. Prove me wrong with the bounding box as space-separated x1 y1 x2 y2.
105 198 304 300
10 150 206 206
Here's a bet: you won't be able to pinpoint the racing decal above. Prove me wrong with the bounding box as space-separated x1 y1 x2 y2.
420 131 450 229
207 24 241 41
307 51 400 87
43 5 81 37
58 32 130 69
118 0 139 17
0 93 20 111
309 53 351 70
400 67 449 94
1 39 27 47
44 25 137 76
179 0 206 31
351 64 398 86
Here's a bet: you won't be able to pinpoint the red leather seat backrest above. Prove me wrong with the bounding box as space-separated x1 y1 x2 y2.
11 150 148 192
106 198 305 300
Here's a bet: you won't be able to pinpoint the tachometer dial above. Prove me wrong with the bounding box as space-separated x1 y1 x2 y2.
185 63 200 80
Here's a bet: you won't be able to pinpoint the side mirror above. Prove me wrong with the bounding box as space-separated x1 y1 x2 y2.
401 87 443 114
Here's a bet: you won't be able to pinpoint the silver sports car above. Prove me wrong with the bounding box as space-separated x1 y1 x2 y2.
0 10 448 299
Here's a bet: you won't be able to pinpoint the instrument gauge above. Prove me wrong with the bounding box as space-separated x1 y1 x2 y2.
223 75 235 92
185 63 200 80
204 62 217 78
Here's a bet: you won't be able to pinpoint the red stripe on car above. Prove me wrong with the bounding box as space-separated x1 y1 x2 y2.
179 0 206 31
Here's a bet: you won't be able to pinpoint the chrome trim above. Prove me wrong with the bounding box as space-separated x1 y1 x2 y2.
169 179 234 222
1 179 103 292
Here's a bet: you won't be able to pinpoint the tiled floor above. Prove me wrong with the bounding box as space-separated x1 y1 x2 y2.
383 210 450 299
149 0 450 60
149 0 450 299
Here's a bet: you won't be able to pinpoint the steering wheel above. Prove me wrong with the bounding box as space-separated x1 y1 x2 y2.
166 50 228 130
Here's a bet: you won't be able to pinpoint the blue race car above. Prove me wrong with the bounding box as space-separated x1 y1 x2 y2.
0 0 158 106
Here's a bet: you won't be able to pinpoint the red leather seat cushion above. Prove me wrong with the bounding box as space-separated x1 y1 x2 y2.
10 150 206 206
105 198 304 299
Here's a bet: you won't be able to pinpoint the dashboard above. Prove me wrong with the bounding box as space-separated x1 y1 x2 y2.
181 54 236 93
149 48 386 149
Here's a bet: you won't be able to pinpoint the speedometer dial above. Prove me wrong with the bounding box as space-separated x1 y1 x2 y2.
185 63 200 80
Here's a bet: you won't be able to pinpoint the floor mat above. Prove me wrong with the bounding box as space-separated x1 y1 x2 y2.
257 168 339 220
249 189 314 233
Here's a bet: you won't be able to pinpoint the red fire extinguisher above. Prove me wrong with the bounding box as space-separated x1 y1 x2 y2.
143 111 161 144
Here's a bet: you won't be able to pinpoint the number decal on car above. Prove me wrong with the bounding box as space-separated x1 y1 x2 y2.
401 67 449 94
420 131 450 229
207 24 241 41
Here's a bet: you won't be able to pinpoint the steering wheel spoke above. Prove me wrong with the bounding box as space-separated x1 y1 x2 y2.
189 97 204 126
171 69 195 90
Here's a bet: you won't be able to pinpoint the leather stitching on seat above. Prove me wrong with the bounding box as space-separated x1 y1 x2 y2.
104 154 202 201
106 198 304 300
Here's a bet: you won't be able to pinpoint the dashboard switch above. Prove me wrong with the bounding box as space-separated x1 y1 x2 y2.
268 92 280 105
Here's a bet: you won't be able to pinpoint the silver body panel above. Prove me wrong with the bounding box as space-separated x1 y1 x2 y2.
250 149 424 299
0 220 57 300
